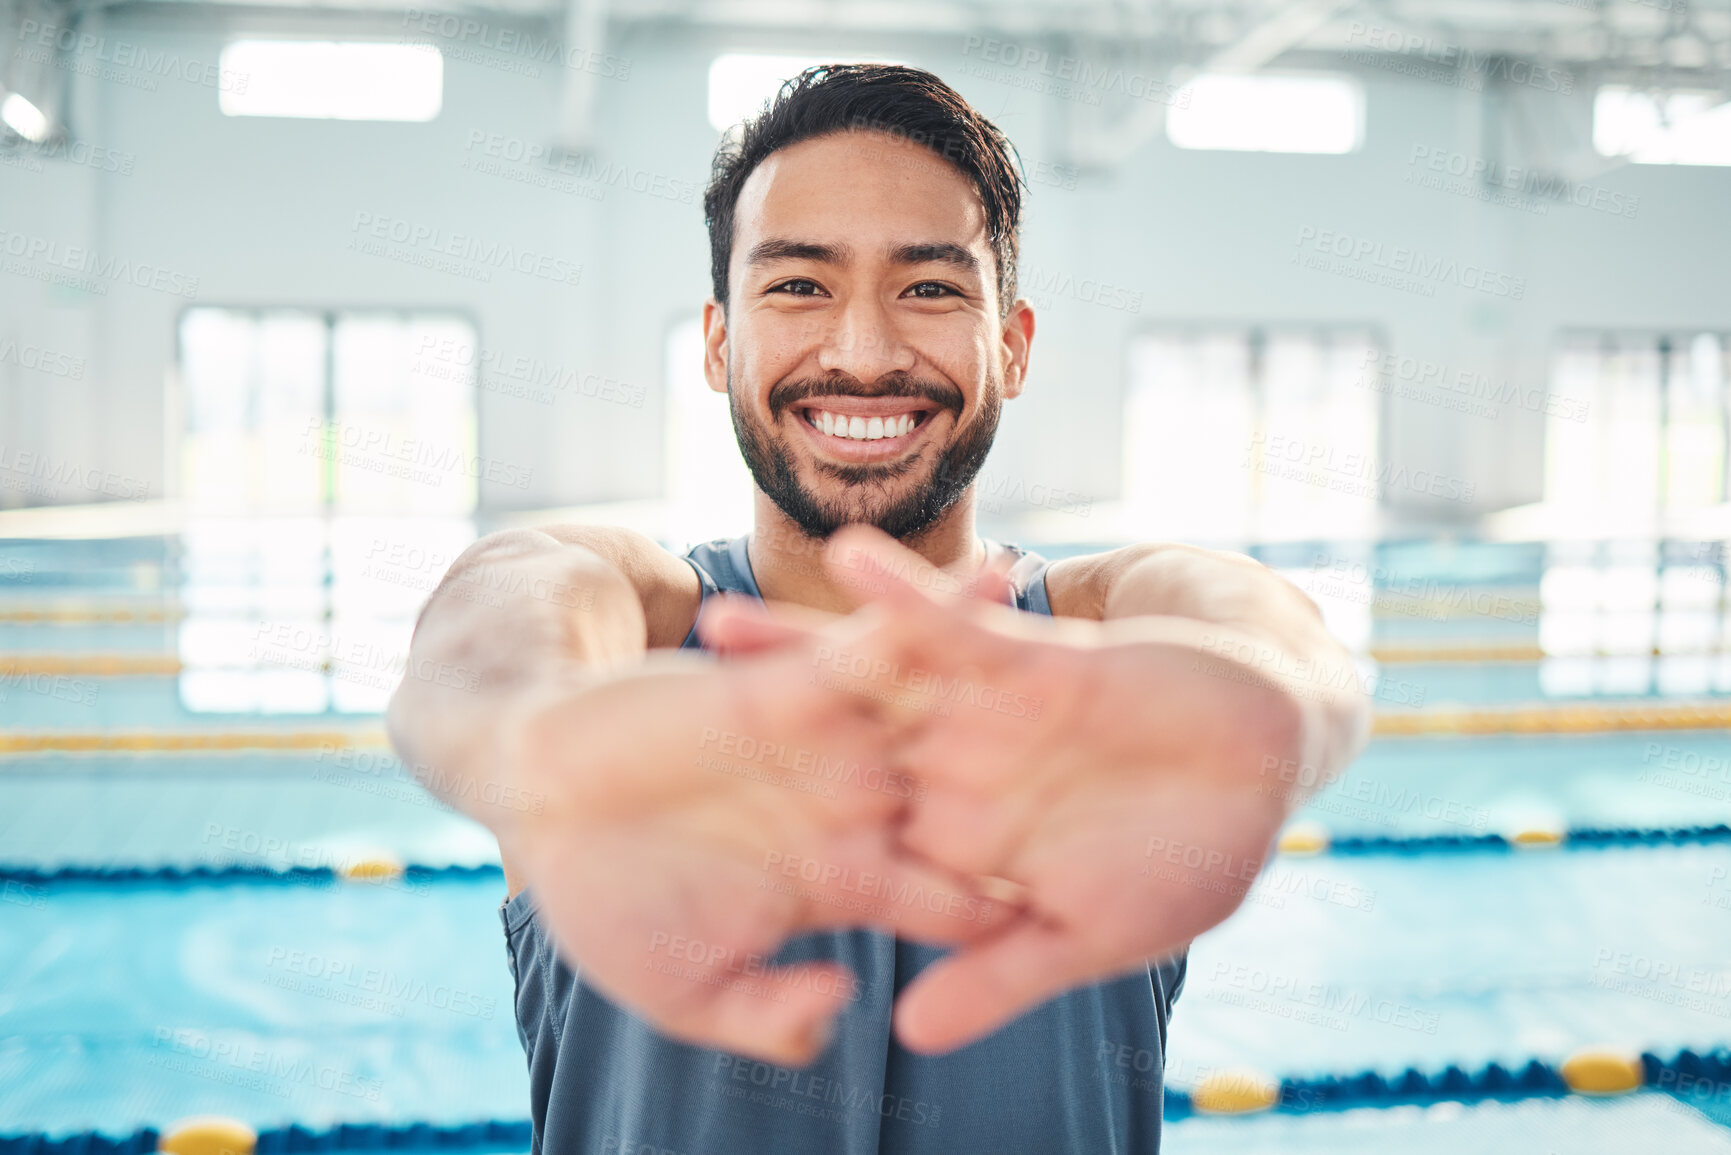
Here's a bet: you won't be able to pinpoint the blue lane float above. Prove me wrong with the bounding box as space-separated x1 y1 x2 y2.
0 863 505 888
5 1048 1725 1149
1163 1045 1730 1120
7 821 1731 891
0 1120 532 1155
1328 822 1731 854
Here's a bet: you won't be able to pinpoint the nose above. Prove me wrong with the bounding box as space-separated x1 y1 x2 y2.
815 298 917 381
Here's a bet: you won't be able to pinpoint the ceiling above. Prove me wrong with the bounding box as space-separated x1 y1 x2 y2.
83 0 1728 79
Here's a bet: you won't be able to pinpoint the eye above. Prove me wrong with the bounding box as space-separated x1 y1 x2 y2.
769 278 826 297
906 281 958 299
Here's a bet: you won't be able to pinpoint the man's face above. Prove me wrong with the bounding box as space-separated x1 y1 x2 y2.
703 129 1032 540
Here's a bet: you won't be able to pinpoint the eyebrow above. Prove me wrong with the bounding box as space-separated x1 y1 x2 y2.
890 242 979 274
745 238 981 276
745 238 850 267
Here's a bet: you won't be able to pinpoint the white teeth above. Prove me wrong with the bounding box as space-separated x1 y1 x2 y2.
807 409 922 441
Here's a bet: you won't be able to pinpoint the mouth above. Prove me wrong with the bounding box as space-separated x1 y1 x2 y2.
790 396 947 462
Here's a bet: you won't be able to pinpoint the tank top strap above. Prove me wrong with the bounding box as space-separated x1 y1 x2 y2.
997 542 1054 616
677 536 758 651
680 535 1053 650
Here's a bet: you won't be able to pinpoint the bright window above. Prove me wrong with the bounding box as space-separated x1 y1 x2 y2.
220 41 443 121
664 317 754 547
1167 74 1363 154
1594 86 1731 166
1546 331 1728 515
179 308 478 516
176 304 478 715
1124 326 1380 541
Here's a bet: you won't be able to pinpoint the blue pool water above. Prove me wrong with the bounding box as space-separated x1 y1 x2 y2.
3 530 1730 1151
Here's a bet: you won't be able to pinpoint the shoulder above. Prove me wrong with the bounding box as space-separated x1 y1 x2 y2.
1041 542 1260 621
458 523 702 649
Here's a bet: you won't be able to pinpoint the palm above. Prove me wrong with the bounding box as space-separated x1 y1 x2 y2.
881 626 1289 1051
699 529 1297 1055
508 645 1007 1065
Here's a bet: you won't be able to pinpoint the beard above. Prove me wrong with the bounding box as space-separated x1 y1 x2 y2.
728 366 1002 541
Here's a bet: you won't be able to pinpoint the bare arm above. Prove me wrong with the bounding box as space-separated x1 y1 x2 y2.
384 526 1003 1062
384 525 697 841
1050 542 1371 798
686 528 1378 1055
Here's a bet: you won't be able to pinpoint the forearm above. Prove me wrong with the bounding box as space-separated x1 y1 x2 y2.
1099 545 1372 802
385 529 647 836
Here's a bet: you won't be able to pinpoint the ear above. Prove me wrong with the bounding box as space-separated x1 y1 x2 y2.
701 299 729 395
999 298 1034 401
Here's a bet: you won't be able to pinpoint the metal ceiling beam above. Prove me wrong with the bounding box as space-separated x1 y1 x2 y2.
1070 0 1354 169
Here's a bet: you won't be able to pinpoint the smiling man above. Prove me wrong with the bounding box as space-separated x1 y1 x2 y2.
389 64 1369 1154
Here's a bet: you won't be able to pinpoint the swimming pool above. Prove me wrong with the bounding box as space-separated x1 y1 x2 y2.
4 530 1729 1152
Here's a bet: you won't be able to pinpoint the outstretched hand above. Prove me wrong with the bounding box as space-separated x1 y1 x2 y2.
699 526 1305 1055
500 624 1016 1067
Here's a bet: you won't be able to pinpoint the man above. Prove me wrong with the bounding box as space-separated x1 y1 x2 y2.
389 64 1369 1154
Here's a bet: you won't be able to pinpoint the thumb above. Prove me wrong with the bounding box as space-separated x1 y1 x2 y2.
824 525 1018 608
890 920 1097 1056
697 593 839 657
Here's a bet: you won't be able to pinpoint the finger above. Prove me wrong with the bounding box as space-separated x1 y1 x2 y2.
529 838 859 1067
646 959 859 1067
894 781 1044 879
890 919 1107 1055
824 524 1014 607
794 619 1044 768
768 826 1022 944
969 554 1016 608
698 594 835 656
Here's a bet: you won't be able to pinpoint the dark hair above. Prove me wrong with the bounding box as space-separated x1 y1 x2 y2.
703 64 1024 319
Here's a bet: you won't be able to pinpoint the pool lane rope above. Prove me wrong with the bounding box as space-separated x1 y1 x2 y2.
1167 1044 1718 1120
0 1047 1721 1151
5 818 1730 892
29 640 1723 668
0 861 505 888
0 699 1726 756
0 1118 531 1155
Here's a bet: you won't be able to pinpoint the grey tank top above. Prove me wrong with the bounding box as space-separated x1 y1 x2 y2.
500 534 1186 1154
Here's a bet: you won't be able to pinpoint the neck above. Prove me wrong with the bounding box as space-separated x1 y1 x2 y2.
747 490 982 612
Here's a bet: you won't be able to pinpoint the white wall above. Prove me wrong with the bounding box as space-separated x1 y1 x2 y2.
2 8 1727 525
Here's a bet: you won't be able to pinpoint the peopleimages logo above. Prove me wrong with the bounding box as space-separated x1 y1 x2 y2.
400 9 632 80
1244 431 1477 504
1294 226 1526 301
0 339 86 380
461 131 697 205
1355 349 1589 423
15 19 249 93
300 418 535 490
0 228 201 298
1407 145 1639 220
1343 22 1574 94
347 212 583 286
959 35 1190 108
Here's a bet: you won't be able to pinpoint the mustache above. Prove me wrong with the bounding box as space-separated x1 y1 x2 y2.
767 373 965 421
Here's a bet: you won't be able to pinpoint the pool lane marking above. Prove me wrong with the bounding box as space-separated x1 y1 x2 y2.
1370 642 1547 663
1375 701 1731 735
1 699 1727 753
10 644 1723 674
0 607 182 623
0 654 183 675
0 730 388 753
1370 643 1731 663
